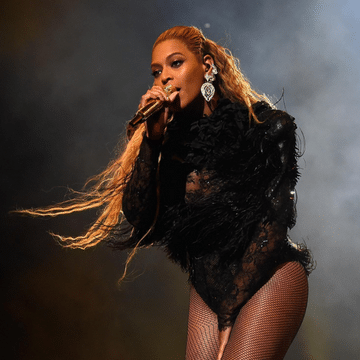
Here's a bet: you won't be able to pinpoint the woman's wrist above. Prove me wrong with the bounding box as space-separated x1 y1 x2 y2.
145 122 166 141
143 133 164 148
145 132 164 142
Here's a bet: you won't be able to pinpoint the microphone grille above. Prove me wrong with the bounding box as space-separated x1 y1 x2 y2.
163 84 176 96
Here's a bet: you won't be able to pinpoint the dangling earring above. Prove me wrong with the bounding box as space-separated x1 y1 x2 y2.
201 64 218 102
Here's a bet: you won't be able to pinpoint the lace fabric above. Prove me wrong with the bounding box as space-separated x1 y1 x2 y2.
121 135 161 230
189 222 308 331
186 261 308 360
120 99 313 331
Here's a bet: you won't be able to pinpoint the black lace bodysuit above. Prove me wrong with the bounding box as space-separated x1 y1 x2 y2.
120 99 312 331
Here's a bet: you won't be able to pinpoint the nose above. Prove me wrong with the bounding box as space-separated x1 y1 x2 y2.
160 68 172 85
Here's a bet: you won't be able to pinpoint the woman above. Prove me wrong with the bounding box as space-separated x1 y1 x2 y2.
20 26 313 359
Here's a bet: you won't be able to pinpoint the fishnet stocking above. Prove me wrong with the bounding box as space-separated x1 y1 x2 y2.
186 261 308 360
186 283 219 360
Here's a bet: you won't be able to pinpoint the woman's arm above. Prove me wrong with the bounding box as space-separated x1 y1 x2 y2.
122 135 162 229
216 110 302 354
217 221 289 329
122 87 179 229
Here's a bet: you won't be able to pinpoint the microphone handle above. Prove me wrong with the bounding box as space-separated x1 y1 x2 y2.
128 85 175 128
128 99 164 127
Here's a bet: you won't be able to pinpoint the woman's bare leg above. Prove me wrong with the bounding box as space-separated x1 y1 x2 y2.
222 261 308 360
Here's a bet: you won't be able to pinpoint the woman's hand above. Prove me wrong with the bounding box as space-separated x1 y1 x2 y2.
138 86 179 140
217 326 232 360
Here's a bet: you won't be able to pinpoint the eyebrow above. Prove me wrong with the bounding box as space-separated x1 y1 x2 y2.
151 52 185 68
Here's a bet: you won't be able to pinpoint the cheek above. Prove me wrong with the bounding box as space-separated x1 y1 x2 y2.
182 80 201 102
177 66 205 106
184 71 204 93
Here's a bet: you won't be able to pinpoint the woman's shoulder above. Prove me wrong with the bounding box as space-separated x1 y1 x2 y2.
251 102 297 143
189 99 296 145
255 102 296 128
215 99 294 124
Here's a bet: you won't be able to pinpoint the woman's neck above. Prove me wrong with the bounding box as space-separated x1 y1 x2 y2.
177 93 220 121
203 93 220 116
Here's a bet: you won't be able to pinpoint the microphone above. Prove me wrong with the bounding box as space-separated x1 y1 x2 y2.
128 85 176 128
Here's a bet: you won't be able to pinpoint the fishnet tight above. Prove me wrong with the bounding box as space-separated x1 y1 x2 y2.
186 261 308 360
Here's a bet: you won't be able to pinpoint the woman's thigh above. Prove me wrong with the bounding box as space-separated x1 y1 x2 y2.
185 286 219 360
222 261 308 360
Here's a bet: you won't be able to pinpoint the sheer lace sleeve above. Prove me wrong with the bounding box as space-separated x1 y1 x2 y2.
122 135 162 229
209 110 300 331
216 222 289 330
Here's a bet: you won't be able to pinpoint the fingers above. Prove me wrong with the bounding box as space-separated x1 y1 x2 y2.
139 86 179 109
217 327 232 360
167 90 179 103
140 86 179 140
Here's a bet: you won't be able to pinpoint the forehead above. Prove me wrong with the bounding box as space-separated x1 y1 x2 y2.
152 39 198 63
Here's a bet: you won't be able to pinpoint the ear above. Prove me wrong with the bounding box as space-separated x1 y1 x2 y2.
203 54 215 75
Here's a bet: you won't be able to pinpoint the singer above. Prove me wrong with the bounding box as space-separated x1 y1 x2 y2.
19 26 313 359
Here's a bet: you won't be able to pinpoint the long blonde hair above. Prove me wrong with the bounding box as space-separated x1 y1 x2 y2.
17 26 270 275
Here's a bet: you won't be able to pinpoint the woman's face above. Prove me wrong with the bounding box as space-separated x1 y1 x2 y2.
151 39 209 114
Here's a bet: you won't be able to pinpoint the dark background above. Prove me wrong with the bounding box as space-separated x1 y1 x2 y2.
1 0 360 359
